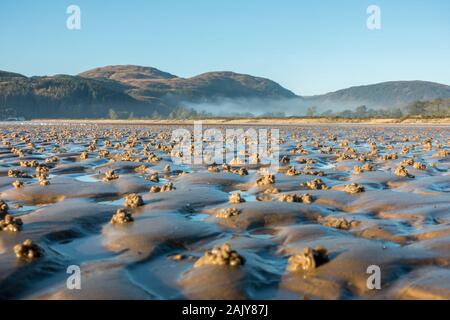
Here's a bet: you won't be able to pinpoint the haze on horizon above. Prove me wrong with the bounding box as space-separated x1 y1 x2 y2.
0 0 449 95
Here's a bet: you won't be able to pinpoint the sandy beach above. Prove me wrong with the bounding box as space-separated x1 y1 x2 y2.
0 121 449 300
29 117 450 126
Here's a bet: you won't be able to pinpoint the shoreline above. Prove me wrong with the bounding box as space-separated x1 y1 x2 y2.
0 121 449 299
21 118 450 126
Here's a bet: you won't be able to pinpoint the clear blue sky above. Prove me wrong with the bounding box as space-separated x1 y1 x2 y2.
0 0 449 95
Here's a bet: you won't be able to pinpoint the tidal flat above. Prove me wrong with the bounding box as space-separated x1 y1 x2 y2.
0 122 449 300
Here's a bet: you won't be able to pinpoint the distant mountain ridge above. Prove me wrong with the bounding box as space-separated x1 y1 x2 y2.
79 65 178 82
0 71 27 80
303 81 450 110
0 72 169 119
0 65 449 119
79 65 297 102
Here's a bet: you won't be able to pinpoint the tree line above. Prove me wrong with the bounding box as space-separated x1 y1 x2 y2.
304 98 450 119
107 98 450 120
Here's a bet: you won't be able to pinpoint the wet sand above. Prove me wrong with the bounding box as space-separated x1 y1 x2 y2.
0 122 449 300
29 118 450 125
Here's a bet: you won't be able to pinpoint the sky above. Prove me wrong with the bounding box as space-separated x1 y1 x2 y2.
0 0 449 95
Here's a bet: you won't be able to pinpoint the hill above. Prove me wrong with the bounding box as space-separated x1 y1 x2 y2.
79 65 297 103
304 81 450 111
0 73 169 119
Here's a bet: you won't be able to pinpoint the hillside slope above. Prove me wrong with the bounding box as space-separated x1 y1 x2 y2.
304 81 450 110
1 65 450 119
0 72 169 119
79 65 297 103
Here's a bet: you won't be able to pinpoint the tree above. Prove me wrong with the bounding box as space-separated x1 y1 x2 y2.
321 109 334 116
108 108 118 120
151 110 161 119
306 106 318 117
339 109 354 118
169 106 198 119
355 105 368 117
389 108 403 118
406 101 427 116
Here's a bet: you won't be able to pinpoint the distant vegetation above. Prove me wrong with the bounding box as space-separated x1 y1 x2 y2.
307 105 404 119
1 65 450 120
294 99 450 119
303 81 450 110
113 99 450 120
0 65 295 119
404 99 450 117
0 74 169 119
